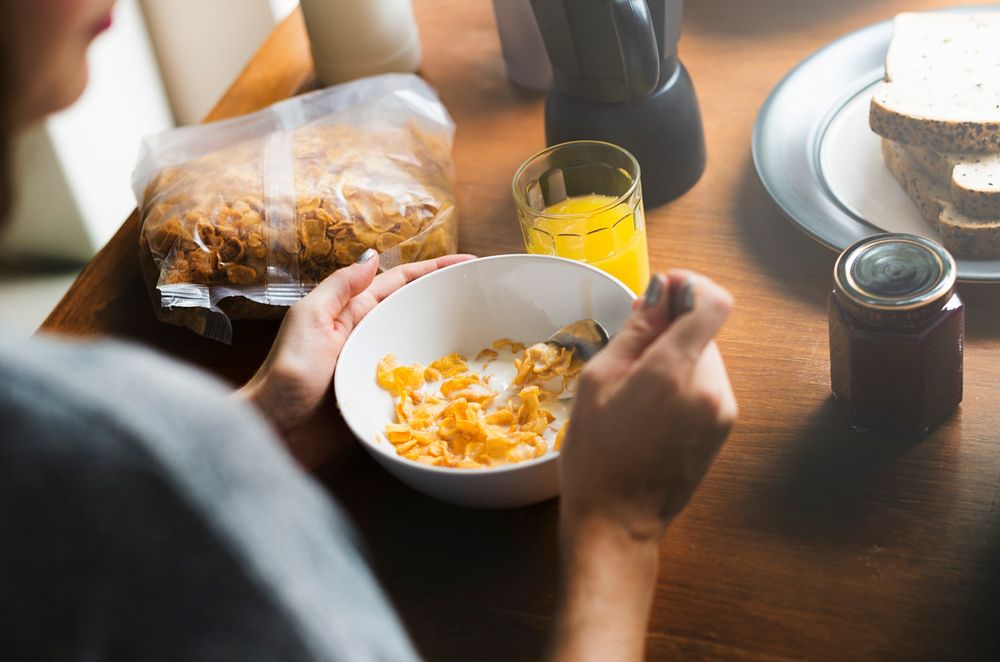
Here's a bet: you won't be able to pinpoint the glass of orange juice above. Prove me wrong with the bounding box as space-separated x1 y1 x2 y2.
512 141 650 295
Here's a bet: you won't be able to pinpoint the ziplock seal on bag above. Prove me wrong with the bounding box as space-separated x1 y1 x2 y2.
134 73 459 343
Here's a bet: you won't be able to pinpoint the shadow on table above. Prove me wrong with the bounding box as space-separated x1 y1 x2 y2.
734 153 1000 341
953 283 1000 341
317 447 558 661
732 155 1000 337
684 0 890 36
930 522 1000 659
733 158 833 311
742 397 953 546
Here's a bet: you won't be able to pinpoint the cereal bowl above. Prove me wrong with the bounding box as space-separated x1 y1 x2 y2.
333 254 635 508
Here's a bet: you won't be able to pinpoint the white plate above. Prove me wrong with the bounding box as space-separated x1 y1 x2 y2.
333 254 634 509
752 6 1000 282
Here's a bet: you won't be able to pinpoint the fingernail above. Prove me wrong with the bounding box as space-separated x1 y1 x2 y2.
670 277 696 320
356 248 377 264
643 275 663 308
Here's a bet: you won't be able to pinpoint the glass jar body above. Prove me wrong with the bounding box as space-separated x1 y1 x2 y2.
828 291 964 435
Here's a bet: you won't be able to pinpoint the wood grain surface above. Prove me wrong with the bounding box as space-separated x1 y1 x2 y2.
41 1 1000 659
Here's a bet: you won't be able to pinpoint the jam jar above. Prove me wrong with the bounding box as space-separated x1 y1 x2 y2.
829 233 963 435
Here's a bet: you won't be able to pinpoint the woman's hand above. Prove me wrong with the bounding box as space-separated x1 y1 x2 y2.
561 269 737 539
237 250 474 469
552 270 736 662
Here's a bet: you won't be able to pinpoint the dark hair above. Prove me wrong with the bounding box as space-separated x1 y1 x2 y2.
0 110 11 223
0 2 14 221
0 0 24 226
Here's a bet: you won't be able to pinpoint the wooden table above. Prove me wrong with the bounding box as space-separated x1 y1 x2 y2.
42 1 1000 659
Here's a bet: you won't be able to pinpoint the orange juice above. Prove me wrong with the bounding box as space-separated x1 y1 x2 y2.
526 194 650 294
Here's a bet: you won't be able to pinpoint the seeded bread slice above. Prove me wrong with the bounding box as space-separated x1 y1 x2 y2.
882 139 1000 258
904 145 1000 219
870 12 1000 153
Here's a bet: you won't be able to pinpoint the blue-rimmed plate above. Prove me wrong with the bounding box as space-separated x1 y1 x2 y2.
752 6 1000 282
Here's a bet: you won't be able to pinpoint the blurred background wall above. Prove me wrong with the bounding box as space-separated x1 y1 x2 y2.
6 0 300 261
0 0 300 332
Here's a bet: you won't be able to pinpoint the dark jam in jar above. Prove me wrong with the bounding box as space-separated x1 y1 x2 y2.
829 233 963 435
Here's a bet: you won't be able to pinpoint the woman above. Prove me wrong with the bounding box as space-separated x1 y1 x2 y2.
0 1 737 660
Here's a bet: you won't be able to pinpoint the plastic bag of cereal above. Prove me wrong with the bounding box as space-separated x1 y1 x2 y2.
133 74 457 342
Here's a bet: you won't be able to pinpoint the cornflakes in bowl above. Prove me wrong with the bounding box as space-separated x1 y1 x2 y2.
333 254 634 509
375 339 582 469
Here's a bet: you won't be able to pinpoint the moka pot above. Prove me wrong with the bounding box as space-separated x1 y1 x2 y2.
530 0 706 207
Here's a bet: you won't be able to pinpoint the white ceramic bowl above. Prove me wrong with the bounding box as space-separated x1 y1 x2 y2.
334 254 635 508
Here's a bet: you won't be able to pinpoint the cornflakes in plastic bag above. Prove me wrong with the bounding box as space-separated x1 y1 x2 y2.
133 74 458 342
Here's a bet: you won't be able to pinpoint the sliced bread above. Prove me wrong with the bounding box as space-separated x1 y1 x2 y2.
870 12 1000 153
881 138 1000 258
904 145 1000 219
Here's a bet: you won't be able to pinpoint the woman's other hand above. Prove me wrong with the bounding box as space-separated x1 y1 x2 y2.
237 250 475 469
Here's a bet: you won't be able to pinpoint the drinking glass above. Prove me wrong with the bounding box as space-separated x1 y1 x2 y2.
512 141 650 294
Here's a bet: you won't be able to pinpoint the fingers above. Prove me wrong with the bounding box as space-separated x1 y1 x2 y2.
302 252 381 317
636 274 733 371
685 343 738 471
300 253 474 324
693 342 738 429
663 275 733 359
586 272 684 375
367 254 475 302
333 253 476 345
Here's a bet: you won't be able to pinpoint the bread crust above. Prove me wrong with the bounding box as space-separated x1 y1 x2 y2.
870 12 1000 153
903 145 1000 219
882 139 1000 258
871 94 1000 154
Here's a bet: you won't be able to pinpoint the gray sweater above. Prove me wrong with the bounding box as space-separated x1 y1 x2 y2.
0 334 418 661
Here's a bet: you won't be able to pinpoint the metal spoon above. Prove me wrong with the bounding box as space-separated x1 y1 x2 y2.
545 318 610 361
544 277 697 362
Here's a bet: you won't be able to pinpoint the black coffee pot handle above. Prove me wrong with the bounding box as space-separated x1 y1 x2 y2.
610 0 660 101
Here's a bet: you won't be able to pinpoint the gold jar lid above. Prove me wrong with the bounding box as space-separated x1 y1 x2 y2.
833 233 956 326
